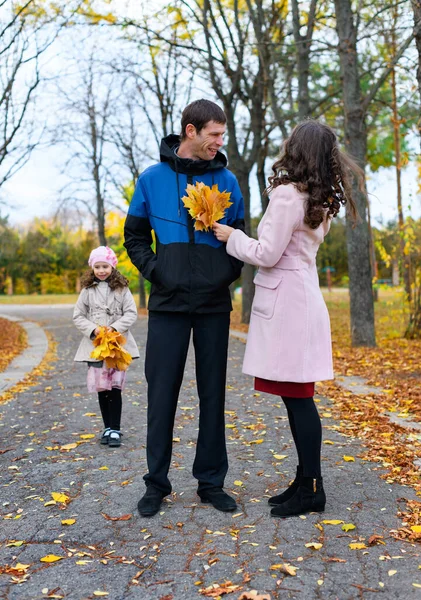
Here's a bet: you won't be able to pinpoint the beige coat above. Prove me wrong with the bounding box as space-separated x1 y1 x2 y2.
73 282 139 362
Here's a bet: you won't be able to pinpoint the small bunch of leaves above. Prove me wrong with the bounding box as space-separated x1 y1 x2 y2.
182 182 232 232
90 327 132 371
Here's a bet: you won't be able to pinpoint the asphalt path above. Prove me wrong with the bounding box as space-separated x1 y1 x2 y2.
0 305 420 599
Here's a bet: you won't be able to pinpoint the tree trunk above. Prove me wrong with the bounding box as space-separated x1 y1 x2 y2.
291 0 316 120
408 0 421 336
257 142 269 213
228 160 254 324
334 0 376 347
411 0 421 148
138 273 146 308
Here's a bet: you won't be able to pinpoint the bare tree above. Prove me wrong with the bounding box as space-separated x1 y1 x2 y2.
55 55 119 245
0 0 44 189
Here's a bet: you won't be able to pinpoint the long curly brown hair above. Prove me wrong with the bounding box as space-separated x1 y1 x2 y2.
80 268 129 290
266 120 363 229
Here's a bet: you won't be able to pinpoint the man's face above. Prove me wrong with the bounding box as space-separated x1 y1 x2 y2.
189 121 226 161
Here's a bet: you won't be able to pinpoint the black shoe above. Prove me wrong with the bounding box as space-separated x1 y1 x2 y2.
108 430 122 447
268 466 302 506
100 428 111 445
137 486 164 517
270 477 325 518
198 488 237 512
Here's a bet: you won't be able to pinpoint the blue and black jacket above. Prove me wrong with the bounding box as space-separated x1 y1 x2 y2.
124 134 245 313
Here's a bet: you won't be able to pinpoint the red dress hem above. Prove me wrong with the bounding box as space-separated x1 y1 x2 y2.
254 377 315 398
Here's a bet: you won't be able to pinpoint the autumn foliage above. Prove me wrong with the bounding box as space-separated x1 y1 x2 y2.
182 182 232 231
0 318 27 373
90 326 132 371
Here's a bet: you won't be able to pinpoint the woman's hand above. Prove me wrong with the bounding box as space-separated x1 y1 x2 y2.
213 222 234 242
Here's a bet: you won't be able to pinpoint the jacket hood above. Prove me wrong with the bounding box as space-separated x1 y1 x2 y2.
160 134 227 175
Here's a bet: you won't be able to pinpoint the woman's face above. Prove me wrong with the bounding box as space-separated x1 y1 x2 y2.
93 262 113 280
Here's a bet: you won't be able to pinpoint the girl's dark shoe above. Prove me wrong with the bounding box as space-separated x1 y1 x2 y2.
108 430 122 447
100 428 111 445
268 466 302 506
270 476 325 518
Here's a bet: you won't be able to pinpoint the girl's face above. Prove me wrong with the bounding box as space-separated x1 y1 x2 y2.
93 262 113 280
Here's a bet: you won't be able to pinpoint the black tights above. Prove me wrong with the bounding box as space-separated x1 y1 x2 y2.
98 388 122 431
282 396 322 478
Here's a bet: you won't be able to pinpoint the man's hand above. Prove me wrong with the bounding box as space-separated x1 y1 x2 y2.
213 222 234 242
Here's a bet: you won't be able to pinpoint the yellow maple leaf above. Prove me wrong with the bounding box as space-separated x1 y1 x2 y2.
51 492 70 504
343 455 355 462
79 434 95 439
342 523 356 532
61 519 76 526
40 554 63 563
60 443 78 451
349 542 367 550
182 182 232 232
90 327 132 371
411 525 421 533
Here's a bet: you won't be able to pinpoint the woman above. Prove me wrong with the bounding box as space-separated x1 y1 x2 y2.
213 120 361 517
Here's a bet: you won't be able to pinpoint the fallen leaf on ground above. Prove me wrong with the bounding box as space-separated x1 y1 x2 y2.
349 543 367 550
322 520 343 525
305 542 323 550
269 563 297 576
342 523 356 532
61 519 76 526
368 535 385 546
40 555 63 563
101 513 132 521
238 591 271 600
199 580 242 597
51 492 70 504
60 443 78 451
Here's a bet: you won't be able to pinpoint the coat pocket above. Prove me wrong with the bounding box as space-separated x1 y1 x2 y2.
251 271 283 320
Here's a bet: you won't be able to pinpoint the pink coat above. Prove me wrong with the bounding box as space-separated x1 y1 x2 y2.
226 183 334 383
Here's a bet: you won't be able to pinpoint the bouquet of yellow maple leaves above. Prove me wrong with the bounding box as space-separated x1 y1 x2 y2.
182 181 232 231
90 326 132 371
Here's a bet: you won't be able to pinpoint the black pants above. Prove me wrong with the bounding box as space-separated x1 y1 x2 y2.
144 311 230 495
282 396 322 478
98 388 122 431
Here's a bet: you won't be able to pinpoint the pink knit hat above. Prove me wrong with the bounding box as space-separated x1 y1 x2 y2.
88 246 118 268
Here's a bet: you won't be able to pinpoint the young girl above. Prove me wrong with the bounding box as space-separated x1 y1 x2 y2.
73 246 139 448
213 120 362 517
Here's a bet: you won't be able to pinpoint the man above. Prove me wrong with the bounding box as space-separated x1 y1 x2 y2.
124 99 245 517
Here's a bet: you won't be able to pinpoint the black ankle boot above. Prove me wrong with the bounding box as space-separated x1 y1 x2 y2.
270 476 325 518
268 466 302 506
